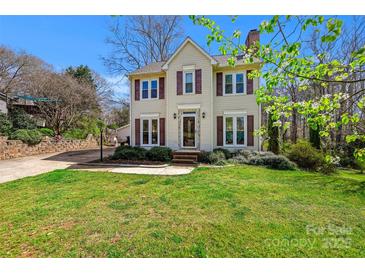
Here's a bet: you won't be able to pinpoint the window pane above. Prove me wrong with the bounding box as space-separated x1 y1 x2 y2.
225 74 232 84
151 119 158 144
185 83 193 93
142 120 149 144
225 117 233 145
236 73 243 83
185 73 193 93
151 80 158 98
236 83 244 93
225 84 233 94
236 74 244 93
225 74 233 94
186 73 193 83
142 81 149 99
237 117 245 145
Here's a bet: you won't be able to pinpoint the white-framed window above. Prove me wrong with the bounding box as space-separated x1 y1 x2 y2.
223 114 247 146
141 117 159 146
141 79 159 100
223 72 246 95
183 71 195 94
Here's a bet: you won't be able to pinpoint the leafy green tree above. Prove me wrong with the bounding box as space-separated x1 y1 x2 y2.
65 65 95 87
190 15 365 162
268 113 279 154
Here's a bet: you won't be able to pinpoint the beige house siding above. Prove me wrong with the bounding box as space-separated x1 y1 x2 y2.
213 65 261 150
129 39 261 151
0 99 7 114
165 42 214 151
130 72 166 146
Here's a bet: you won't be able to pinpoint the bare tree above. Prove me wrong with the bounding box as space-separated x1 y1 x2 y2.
104 16 184 74
0 46 47 101
24 70 99 135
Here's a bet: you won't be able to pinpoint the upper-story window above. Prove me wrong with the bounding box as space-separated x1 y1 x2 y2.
184 71 195 94
142 81 149 99
224 72 246 95
141 79 158 100
151 80 158 98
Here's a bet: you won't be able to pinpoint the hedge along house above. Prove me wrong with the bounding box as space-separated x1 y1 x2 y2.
128 30 261 161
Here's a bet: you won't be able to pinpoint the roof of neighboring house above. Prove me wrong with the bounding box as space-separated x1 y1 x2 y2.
116 124 130 131
128 37 257 77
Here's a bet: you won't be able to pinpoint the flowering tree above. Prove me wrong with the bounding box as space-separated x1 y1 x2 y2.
190 15 365 163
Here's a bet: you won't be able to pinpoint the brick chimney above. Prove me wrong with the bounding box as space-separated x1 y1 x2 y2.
245 29 260 48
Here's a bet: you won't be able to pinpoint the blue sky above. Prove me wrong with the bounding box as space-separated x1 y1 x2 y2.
0 15 356 98
0 16 269 74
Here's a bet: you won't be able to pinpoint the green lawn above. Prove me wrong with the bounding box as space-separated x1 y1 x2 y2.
0 166 364 257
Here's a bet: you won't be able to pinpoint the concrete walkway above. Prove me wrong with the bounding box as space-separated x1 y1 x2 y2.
110 166 194 175
0 148 194 184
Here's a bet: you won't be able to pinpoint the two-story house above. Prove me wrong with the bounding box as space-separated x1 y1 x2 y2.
128 30 261 157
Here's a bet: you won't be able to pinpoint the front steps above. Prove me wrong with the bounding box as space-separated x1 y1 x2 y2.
172 150 200 166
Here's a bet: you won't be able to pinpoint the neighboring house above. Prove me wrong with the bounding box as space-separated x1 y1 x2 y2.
0 92 8 114
108 124 130 145
11 95 46 127
128 30 261 153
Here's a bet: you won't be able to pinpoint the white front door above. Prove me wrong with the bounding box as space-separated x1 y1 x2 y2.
181 112 196 148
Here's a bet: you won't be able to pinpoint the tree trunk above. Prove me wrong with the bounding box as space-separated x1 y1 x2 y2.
309 125 321 149
291 109 298 143
268 113 280 154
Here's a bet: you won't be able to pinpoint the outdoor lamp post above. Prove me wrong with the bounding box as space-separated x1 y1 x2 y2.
97 120 105 162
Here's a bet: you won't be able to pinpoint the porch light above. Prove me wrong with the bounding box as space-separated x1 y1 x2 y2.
173 113 177 119
202 112 206 119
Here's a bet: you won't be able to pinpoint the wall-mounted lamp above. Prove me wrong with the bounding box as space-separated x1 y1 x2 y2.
202 112 206 119
173 113 177 119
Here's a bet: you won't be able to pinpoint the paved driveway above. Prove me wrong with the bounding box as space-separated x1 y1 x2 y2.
0 148 115 184
0 147 194 184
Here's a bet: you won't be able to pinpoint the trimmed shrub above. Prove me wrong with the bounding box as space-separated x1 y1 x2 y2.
146 147 172 162
227 155 249 165
213 148 232 159
0 113 12 136
198 151 211 163
229 150 296 170
251 155 296 170
9 108 36 130
208 151 226 165
111 146 147 160
38 128 55 137
10 129 43 145
287 140 324 170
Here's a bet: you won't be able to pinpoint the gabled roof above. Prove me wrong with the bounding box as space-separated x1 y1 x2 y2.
128 37 258 77
162 37 217 70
